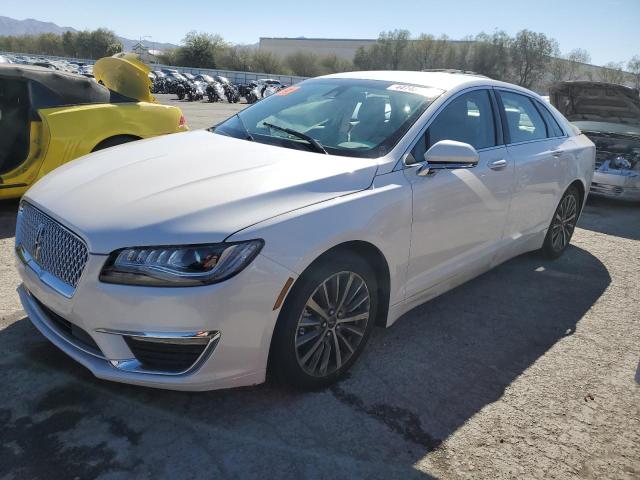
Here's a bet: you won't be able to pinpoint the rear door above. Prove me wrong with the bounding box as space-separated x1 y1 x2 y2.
403 88 514 298
496 89 569 237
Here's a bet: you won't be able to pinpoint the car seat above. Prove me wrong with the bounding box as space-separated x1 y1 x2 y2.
350 96 389 146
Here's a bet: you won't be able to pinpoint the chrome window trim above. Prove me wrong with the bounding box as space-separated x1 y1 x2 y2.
394 85 500 171
493 87 569 144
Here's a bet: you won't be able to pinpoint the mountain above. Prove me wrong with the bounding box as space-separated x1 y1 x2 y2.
0 16 76 36
0 16 178 52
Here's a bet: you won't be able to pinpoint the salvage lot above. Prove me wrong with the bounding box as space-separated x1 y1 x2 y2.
156 93 247 129
0 98 639 479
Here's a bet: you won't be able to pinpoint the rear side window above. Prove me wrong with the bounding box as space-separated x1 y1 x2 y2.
535 101 565 137
498 91 547 143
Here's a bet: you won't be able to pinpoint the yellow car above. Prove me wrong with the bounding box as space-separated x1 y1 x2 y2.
0 53 187 199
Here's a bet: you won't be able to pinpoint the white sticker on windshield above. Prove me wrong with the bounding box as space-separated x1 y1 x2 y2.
387 84 443 100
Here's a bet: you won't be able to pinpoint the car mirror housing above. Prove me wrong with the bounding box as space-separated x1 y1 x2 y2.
417 140 479 177
423 140 479 165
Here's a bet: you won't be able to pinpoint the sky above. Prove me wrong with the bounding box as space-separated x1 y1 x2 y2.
3 0 638 66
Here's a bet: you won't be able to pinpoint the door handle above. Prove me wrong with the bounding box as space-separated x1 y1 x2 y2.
551 149 563 158
488 159 507 170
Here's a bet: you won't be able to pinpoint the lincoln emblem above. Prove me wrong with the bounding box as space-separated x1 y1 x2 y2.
33 223 45 262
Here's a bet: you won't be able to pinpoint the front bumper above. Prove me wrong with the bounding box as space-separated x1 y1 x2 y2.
590 182 640 201
590 171 640 201
18 252 296 391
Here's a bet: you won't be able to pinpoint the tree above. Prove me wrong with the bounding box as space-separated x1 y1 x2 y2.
551 48 592 83
599 61 625 84
88 29 122 58
353 46 374 70
320 53 353 73
61 31 76 57
251 50 283 74
628 55 640 89
378 29 411 70
158 49 179 65
471 31 511 79
286 50 321 76
566 48 591 80
510 30 558 88
177 31 227 68
218 45 254 72
354 29 411 70
0 28 121 59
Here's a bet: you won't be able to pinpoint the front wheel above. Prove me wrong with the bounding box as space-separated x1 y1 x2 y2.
541 185 580 259
271 254 377 389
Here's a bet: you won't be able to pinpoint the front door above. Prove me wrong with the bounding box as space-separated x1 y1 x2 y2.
403 89 514 298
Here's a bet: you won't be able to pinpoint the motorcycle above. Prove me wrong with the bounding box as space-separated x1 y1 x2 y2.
206 81 226 102
245 82 261 104
262 83 284 98
223 83 240 103
187 81 206 101
175 81 186 100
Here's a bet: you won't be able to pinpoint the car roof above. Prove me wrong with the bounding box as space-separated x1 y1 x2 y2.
319 70 525 94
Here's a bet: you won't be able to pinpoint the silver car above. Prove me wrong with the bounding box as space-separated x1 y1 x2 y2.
550 81 640 201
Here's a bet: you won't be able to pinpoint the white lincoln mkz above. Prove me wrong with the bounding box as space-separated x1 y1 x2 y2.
16 71 595 391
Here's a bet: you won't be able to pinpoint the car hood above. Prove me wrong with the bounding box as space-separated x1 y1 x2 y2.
24 130 379 253
549 81 640 127
93 53 155 103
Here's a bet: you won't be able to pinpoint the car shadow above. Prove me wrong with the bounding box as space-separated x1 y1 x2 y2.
0 199 18 240
0 244 610 479
579 196 640 241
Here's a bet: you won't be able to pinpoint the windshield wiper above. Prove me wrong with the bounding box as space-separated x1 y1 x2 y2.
236 113 254 141
262 121 328 154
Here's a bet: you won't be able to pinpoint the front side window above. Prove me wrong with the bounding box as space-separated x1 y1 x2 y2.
499 91 548 143
214 78 443 158
409 89 496 164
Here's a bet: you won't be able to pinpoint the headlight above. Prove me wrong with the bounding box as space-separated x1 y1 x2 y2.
99 240 263 286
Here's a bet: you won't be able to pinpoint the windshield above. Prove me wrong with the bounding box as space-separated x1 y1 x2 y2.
214 78 443 158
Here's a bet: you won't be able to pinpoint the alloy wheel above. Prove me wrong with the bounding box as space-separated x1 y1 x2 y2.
550 193 577 251
294 271 371 377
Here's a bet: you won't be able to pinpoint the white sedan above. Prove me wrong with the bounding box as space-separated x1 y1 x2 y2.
15 71 595 391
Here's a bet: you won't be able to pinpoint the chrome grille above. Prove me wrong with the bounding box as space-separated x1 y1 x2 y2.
17 203 88 290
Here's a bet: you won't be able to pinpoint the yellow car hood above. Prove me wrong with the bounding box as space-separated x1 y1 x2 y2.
94 53 156 103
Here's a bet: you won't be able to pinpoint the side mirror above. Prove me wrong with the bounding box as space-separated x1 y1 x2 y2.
417 140 479 176
424 140 479 165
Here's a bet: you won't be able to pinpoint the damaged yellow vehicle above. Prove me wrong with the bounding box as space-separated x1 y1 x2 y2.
0 53 187 199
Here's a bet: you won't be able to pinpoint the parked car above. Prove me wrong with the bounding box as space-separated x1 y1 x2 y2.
550 81 640 201
0 52 187 200
15 71 594 391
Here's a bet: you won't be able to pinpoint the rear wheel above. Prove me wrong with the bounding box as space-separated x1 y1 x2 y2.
271 254 377 389
541 185 580 259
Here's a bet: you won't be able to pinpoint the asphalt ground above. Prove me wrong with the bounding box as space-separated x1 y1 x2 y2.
0 96 638 479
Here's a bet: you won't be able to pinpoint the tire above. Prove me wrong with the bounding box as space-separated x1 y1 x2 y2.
541 185 580 259
271 253 378 390
91 135 139 152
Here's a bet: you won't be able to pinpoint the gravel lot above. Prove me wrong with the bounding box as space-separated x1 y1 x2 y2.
0 98 638 479
156 93 248 129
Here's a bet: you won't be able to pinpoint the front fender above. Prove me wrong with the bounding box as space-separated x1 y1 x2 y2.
227 170 413 312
